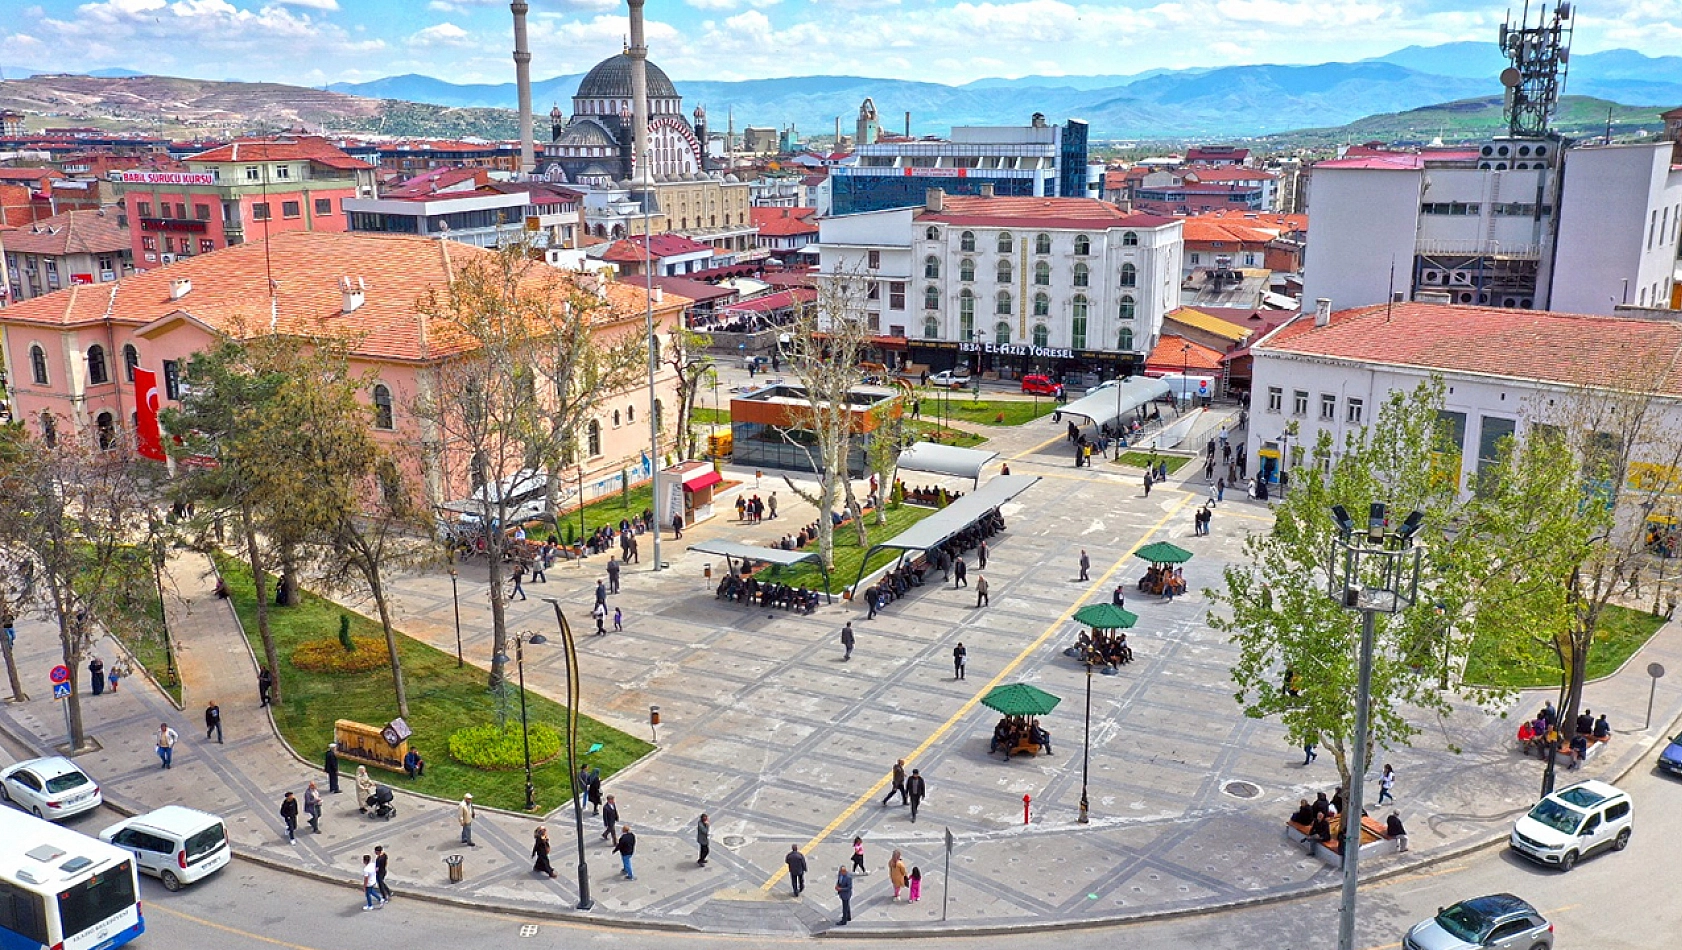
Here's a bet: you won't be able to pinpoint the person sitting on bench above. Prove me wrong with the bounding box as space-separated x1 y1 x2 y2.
1030 722 1053 755
1290 799 1316 826
1593 714 1611 739
1385 812 1409 852
990 720 1012 755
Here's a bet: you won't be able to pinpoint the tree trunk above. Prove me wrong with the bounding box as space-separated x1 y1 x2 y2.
277 556 301 608
239 502 283 705
370 580 409 718
485 532 509 691
0 615 27 702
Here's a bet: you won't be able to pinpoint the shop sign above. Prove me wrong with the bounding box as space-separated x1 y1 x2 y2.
959 341 1074 360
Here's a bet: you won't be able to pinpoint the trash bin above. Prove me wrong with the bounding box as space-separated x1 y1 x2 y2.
704 563 712 579
445 854 464 883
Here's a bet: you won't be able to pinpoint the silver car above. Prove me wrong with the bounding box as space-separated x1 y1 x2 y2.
1404 894 1553 950
0 755 103 821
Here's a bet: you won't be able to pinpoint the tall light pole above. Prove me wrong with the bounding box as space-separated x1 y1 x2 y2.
541 598 594 911
448 566 463 668
1079 659 1092 823
642 164 663 572
495 633 539 812
1327 503 1424 950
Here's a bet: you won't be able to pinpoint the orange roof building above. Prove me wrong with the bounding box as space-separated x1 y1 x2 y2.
1 207 133 302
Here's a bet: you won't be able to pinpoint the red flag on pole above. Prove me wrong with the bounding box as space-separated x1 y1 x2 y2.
134 367 165 461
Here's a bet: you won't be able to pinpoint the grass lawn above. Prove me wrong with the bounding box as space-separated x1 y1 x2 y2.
214 554 652 812
904 420 987 448
1114 451 1194 474
549 482 656 546
691 407 731 427
925 397 1059 427
765 503 937 593
1462 603 1667 689
116 589 182 706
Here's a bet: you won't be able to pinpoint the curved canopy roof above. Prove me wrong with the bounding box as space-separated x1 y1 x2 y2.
1057 377 1172 429
576 53 679 100
896 442 1000 484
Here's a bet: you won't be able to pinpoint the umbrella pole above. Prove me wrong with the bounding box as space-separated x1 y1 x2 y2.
1080 658 1091 824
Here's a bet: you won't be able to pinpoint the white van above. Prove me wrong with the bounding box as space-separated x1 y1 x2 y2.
100 805 231 890
1509 779 1632 871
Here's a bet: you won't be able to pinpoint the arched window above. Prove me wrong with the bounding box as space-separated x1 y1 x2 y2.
123 344 140 382
86 345 109 386
1033 292 1049 317
653 399 663 429
1072 296 1088 350
587 420 602 456
1122 231 1139 246
924 286 940 310
996 259 1012 284
1120 263 1137 287
959 258 975 282
996 231 1013 253
925 226 940 240
1073 262 1090 287
40 412 57 447
1034 233 1051 255
959 230 975 252
627 404 635 423
924 255 940 279
1033 261 1050 286
612 409 622 428
30 345 49 385
996 290 1012 315
1074 234 1091 255
650 334 660 365
1118 327 1135 350
923 316 940 339
1032 324 1049 347
959 291 975 340
1119 294 1136 321
95 412 116 451
372 384 394 430
995 321 1012 344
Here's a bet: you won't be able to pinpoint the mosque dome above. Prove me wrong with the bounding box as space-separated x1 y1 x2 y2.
575 53 679 101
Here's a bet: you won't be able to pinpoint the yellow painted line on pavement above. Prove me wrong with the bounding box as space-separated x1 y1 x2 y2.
760 492 1196 891
150 904 321 950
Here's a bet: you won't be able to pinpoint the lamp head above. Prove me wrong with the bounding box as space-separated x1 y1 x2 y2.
1366 502 1388 543
1396 509 1426 543
1331 505 1354 536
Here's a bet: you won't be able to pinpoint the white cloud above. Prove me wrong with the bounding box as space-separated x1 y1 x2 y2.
272 0 339 10
408 21 475 46
687 0 782 10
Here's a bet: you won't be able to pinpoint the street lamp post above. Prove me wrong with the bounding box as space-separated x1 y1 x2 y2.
1180 341 1191 416
1079 658 1092 823
448 567 463 668
147 516 175 686
1327 503 1425 950
541 598 594 911
507 633 537 812
641 158 663 573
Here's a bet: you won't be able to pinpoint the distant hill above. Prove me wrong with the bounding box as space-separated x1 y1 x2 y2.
1258 95 1666 148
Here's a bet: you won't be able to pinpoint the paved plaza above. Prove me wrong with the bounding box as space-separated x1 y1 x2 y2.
4 404 1682 936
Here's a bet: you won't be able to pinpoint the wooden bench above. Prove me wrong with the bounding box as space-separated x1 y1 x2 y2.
1008 738 1045 757
1287 815 1394 866
1558 733 1610 768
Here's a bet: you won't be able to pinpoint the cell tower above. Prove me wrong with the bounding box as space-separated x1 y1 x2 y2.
1498 1 1574 138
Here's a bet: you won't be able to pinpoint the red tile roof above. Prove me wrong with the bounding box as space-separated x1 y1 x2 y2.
1144 334 1225 373
1181 165 1276 182
0 207 128 256
750 206 819 237
1185 210 1308 234
642 275 737 303
384 167 490 199
0 167 65 183
187 136 373 171
1180 219 1277 245
721 287 816 315
1259 302 1682 393
921 195 1176 230
600 233 716 263
1315 154 1425 171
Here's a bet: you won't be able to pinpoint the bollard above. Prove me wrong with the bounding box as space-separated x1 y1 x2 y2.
445 854 464 883
1023 793 1031 826
704 563 712 579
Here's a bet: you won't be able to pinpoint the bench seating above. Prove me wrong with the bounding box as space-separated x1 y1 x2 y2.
1286 815 1394 867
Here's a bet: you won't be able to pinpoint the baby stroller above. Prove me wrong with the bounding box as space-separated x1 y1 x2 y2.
366 784 396 820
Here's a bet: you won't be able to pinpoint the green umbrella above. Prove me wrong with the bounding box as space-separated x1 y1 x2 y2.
981 683 1062 718
1135 540 1194 564
1072 603 1138 630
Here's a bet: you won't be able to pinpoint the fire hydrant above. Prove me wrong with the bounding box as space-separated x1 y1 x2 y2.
1023 793 1032 826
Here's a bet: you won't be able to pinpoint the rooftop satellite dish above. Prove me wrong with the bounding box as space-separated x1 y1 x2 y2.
1500 67 1523 88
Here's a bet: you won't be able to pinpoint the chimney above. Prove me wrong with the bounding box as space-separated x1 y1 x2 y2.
925 188 945 213
169 278 192 300
904 111 911 138
979 182 995 199
341 276 366 313
1313 297 1332 327
652 287 664 304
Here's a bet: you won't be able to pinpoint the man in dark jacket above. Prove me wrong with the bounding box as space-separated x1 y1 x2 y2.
615 825 636 879
906 768 928 823
204 700 223 743
786 845 808 896
325 743 341 793
280 792 299 842
835 866 854 925
601 795 620 846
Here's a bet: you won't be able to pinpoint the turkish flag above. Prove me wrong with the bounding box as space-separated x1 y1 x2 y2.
134 367 165 462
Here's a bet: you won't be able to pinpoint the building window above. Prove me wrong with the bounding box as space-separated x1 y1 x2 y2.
282 201 301 219
627 404 635 424
1118 295 1135 320
959 291 975 340
95 412 117 451
244 165 261 181
587 420 602 456
1347 398 1364 424
1033 261 1050 286
959 259 975 282
123 344 139 382
960 230 975 252
1035 233 1051 255
1118 327 1134 351
195 203 211 220
315 198 332 215
924 255 940 279
252 203 271 221
1073 262 1089 287
1122 231 1139 246
1071 296 1088 350
1292 390 1308 415
142 236 158 252
889 281 905 310
1120 263 1137 287
30 344 49 385
373 384 394 429
1074 234 1091 255
995 321 1011 344
273 164 290 180
163 359 181 400
996 291 1012 315
1034 292 1050 317
1320 393 1336 420
925 226 939 240
200 239 215 253
997 259 1012 284
923 316 940 339
1033 323 1049 347
86 345 109 386
924 286 940 310
138 201 153 217
1190 253 1200 265
996 231 1013 253
612 409 622 428
653 399 662 430
867 249 881 269
1267 386 1282 412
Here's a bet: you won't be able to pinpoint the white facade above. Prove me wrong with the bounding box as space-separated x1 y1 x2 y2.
814 207 915 334
1552 143 1682 313
1300 163 1421 310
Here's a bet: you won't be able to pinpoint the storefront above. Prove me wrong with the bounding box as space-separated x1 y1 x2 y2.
906 340 1138 385
658 461 723 526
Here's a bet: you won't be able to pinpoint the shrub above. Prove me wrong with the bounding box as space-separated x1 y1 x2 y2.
292 636 389 673
448 722 563 771
337 614 354 653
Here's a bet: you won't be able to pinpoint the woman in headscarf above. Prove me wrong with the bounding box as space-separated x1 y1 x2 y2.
355 765 375 814
888 849 909 901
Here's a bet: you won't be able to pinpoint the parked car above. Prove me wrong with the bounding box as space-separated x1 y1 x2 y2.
1509 778 1631 870
1404 894 1553 950
927 370 971 389
1086 378 1120 397
101 806 232 891
1658 731 1682 777
1020 374 1059 395
0 756 102 821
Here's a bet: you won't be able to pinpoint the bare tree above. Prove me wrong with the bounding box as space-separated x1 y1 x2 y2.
663 324 715 463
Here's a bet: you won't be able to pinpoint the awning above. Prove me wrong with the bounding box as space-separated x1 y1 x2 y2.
850 474 1040 592
682 469 723 491
896 441 1000 486
687 539 832 602
1056 378 1172 430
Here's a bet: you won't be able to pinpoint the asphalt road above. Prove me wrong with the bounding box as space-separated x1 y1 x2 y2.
6 725 1675 950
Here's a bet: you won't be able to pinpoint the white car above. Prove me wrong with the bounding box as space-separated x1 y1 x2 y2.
927 370 971 389
0 755 103 821
1086 379 1121 397
1509 778 1632 871
101 806 232 891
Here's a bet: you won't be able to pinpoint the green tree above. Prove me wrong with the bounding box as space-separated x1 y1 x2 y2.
663 325 714 464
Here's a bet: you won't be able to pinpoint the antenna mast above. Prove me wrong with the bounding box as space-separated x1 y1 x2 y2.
1498 1 1574 138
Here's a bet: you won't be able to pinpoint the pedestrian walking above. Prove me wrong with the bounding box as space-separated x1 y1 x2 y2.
587 767 603 815
108 661 122 693
1303 740 1317 765
375 845 393 897
909 866 923 902
258 666 274 707
509 563 527 601
696 813 711 866
1144 472 1153 497
204 700 223 743
601 795 620 846
1078 550 1090 581
840 622 855 661
615 825 637 879
155 722 178 769
530 553 547 584
786 845 808 896
1217 478 1226 503
88 656 105 696
458 793 476 846
953 642 967 679
593 602 607 635
361 855 385 910
906 768 928 823
1378 764 1396 804
882 759 908 806
325 743 341 793
607 557 621 593
975 575 989 608
851 836 867 874
532 827 557 878
595 579 608 609
835 866 854 925
304 781 323 833
978 540 988 569
613 607 623 632
280 792 299 842
954 557 968 587
888 850 908 901
672 513 684 539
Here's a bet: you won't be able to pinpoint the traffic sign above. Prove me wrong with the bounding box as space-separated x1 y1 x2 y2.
52 682 71 699
49 665 70 685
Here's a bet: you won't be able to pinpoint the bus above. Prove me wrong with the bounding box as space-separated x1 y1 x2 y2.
0 806 144 950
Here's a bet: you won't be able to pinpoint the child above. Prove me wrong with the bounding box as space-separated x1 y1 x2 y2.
613 607 623 633
850 836 867 875
908 866 922 902
108 661 124 693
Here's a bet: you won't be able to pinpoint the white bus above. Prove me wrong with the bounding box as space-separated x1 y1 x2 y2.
0 806 144 950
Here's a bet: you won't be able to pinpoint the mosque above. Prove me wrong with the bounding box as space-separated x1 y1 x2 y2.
542 52 710 188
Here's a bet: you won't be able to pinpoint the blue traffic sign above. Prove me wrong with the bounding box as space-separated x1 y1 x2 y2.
52 682 72 699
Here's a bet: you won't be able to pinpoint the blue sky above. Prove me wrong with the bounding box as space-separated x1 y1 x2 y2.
2 0 1676 87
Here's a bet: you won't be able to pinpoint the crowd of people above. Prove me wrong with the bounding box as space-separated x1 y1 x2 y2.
1289 790 1410 855
1139 565 1186 598
1517 701 1611 768
1071 628 1134 670
714 571 820 614
989 716 1053 758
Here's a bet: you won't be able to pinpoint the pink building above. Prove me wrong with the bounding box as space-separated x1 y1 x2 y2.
0 230 683 506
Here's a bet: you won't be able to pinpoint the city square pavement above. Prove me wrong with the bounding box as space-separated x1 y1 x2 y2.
4 405 1682 936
